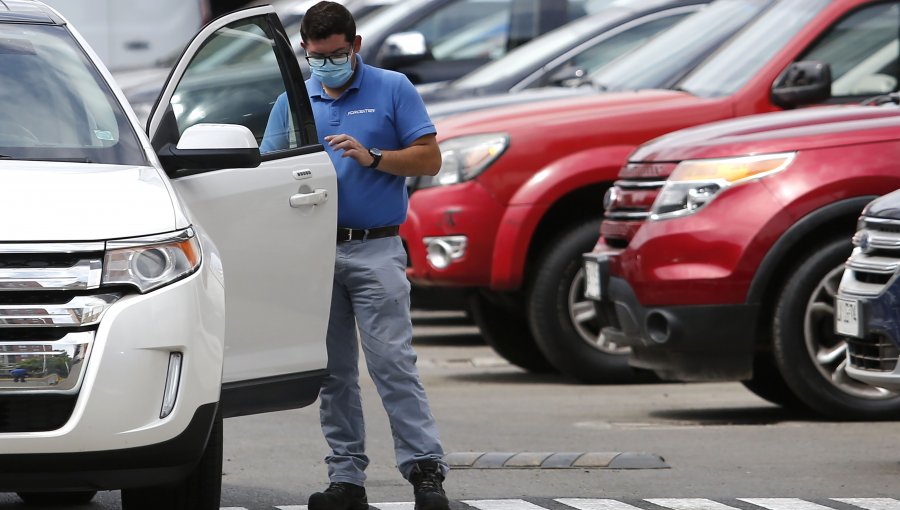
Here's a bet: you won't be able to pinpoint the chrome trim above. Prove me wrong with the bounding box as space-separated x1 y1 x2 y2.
0 242 104 254
0 258 102 291
863 217 900 227
605 211 651 220
0 331 94 394
853 230 900 250
613 179 668 189
847 257 900 274
0 294 119 328
106 227 196 250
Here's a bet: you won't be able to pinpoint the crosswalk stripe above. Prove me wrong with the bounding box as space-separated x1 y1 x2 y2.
373 503 416 510
647 499 741 510
834 498 900 510
557 498 645 509
274 506 305 510
740 498 837 510
463 499 552 509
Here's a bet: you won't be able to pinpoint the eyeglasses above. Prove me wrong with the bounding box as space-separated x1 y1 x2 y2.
305 48 352 67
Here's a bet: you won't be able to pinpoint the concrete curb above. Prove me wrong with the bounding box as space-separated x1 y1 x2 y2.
445 451 669 470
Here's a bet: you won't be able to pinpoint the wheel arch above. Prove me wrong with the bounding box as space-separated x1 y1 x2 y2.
489 146 632 290
746 196 874 351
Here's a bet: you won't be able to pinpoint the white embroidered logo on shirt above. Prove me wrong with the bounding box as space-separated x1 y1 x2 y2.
347 108 376 116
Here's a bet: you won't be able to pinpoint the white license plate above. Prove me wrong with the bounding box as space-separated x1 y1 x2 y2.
584 260 602 300
835 297 861 338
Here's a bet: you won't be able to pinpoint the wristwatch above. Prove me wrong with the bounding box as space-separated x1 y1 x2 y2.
367 147 382 169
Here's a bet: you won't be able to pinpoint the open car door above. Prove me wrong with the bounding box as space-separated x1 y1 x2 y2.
147 6 336 418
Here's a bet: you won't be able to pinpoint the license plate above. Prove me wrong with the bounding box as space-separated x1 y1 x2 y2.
584 260 602 300
835 297 861 338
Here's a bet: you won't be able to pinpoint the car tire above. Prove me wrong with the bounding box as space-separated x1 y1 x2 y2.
17 491 97 505
121 408 223 510
772 236 900 419
469 291 556 373
740 354 808 410
527 221 648 383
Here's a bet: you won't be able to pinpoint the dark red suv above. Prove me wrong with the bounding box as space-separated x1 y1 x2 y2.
586 102 900 419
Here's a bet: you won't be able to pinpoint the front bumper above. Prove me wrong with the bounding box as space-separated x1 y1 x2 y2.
0 259 225 490
584 252 758 381
402 182 504 288
840 284 900 391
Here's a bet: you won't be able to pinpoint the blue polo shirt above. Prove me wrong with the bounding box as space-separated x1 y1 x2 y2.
261 56 436 229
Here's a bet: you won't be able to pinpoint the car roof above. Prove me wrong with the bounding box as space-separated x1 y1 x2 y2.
0 0 62 24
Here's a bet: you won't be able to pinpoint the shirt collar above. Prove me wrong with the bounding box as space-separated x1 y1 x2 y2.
308 54 366 100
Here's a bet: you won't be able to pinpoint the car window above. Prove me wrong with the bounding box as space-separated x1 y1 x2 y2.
677 0 832 97
0 23 145 165
802 3 900 98
170 17 307 151
410 0 513 62
529 10 693 88
591 0 774 92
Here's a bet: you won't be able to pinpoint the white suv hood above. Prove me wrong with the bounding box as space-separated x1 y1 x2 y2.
0 161 178 241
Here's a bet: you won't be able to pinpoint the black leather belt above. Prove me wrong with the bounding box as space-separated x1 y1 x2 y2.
337 225 400 243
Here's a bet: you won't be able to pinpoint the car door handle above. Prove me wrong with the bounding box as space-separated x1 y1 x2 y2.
290 189 328 207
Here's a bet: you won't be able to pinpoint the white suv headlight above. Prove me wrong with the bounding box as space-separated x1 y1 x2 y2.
650 152 796 220
417 133 509 189
102 228 201 293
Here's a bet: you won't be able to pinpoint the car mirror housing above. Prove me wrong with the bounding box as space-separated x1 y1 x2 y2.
771 60 832 108
379 31 430 69
157 123 261 178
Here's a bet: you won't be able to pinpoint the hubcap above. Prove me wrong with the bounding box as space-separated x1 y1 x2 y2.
568 268 630 355
804 265 895 400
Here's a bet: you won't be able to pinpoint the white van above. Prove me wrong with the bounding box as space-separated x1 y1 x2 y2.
39 0 209 71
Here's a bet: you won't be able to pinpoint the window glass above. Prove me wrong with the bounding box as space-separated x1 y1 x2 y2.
677 0 832 97
172 18 301 150
591 0 774 92
803 3 900 97
533 11 691 88
413 0 512 62
0 24 144 165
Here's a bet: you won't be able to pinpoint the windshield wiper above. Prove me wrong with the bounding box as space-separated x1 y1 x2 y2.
0 155 12 159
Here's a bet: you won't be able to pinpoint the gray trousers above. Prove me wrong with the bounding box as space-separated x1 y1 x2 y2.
321 235 447 486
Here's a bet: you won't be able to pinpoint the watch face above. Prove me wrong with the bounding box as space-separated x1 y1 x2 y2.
370 148 382 157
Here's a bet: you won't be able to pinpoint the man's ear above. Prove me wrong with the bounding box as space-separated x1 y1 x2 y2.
353 35 362 53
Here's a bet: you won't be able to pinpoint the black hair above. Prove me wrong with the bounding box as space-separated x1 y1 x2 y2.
300 1 356 43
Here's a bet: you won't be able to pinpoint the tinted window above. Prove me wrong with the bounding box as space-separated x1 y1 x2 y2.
678 0 832 97
171 17 305 150
0 23 145 165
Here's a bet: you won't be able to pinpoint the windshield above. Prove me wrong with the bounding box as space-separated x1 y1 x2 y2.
0 23 145 165
678 0 831 97
356 0 432 40
452 4 632 88
591 0 772 92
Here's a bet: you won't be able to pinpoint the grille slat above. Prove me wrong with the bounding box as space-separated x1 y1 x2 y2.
847 335 900 372
0 395 77 432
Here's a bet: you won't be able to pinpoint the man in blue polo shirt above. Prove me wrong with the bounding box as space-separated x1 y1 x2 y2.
261 3 448 510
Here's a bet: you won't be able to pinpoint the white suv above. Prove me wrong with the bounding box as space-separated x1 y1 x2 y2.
0 2 337 508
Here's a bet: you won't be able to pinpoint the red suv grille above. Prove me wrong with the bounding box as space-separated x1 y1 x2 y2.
601 162 676 248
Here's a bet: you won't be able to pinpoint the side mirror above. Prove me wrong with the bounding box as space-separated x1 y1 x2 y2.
379 31 430 69
772 61 832 108
158 123 261 178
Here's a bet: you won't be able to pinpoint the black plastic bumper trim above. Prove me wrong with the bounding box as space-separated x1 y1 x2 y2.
0 402 217 491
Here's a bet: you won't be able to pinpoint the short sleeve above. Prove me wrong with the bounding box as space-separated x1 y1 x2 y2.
260 92 291 153
392 75 437 147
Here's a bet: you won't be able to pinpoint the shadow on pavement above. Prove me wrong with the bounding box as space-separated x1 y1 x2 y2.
650 405 823 425
444 370 568 385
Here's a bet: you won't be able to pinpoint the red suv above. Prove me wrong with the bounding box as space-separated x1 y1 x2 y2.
402 0 899 383
587 102 900 419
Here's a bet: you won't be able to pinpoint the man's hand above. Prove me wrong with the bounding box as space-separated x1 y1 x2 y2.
325 134 374 167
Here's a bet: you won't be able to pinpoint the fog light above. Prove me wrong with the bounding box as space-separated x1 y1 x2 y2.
424 236 467 270
160 352 183 419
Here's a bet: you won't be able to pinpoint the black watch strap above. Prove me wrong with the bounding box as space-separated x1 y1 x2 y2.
367 148 382 168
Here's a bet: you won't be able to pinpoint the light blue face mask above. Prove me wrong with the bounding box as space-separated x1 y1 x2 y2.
311 54 354 88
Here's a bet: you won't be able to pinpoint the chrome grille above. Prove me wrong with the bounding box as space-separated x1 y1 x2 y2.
840 217 900 297
0 243 118 415
847 334 900 372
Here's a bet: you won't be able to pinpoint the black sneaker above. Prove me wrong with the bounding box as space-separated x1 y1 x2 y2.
409 461 450 510
308 482 368 510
